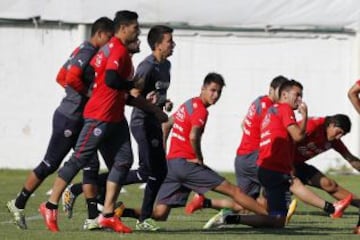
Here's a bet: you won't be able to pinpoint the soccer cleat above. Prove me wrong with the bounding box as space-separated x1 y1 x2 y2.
286 198 298 225
39 202 59 232
6 199 27 229
331 194 353 218
98 214 132 233
185 193 205 215
114 201 125 218
135 218 160 231
62 184 76 219
203 208 232 229
83 218 101 230
353 226 360 234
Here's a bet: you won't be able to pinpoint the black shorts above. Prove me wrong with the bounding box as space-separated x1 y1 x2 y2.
294 162 320 185
258 167 292 216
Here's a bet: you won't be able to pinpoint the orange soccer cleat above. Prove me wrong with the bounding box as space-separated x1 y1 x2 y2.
39 202 59 232
331 194 353 219
98 214 132 233
185 193 205 215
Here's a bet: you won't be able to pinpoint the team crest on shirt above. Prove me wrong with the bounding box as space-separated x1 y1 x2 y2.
93 128 102 136
64 129 73 138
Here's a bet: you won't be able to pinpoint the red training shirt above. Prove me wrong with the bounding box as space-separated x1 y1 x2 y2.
84 37 133 123
237 95 273 155
294 117 349 164
167 97 208 160
257 103 297 173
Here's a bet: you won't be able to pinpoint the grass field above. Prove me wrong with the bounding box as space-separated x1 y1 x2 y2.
0 169 359 240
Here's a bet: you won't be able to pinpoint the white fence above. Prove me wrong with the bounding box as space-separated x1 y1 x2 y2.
0 23 359 172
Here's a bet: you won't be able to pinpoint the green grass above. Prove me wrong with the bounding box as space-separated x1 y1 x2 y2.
0 169 359 240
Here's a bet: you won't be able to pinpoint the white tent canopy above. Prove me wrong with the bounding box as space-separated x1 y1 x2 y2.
1 0 360 31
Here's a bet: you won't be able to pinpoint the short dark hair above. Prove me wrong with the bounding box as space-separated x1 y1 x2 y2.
91 17 114 36
325 114 351 134
270 75 289 89
147 25 173 50
203 72 225 87
113 10 138 31
279 79 303 96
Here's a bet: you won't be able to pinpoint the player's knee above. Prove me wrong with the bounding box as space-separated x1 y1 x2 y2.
321 178 338 193
152 205 169 221
33 161 60 180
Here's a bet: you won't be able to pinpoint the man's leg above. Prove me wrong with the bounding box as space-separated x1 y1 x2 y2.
7 110 80 229
40 119 105 232
98 120 133 234
309 171 360 207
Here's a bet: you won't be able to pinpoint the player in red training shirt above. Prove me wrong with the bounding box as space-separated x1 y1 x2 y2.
146 72 269 224
294 114 359 215
254 80 307 227
38 11 166 234
6 17 114 230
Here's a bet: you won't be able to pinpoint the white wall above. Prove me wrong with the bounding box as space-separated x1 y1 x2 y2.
0 24 358 173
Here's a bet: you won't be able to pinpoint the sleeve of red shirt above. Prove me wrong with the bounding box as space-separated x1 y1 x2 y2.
281 105 297 128
106 47 126 72
65 49 94 94
65 66 85 93
332 139 350 155
190 107 208 128
56 67 67 88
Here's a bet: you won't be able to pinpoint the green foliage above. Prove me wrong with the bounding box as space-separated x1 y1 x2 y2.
0 169 359 240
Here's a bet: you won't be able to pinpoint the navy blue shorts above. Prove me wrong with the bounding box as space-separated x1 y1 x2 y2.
258 167 292 216
294 163 320 185
156 158 225 206
234 151 261 198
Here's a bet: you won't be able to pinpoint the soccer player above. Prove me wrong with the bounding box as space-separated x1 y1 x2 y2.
38 10 167 234
122 25 175 231
293 114 359 216
147 72 269 222
6 17 114 230
61 37 142 220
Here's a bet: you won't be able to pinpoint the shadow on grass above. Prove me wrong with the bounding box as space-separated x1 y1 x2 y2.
294 210 358 217
157 225 335 236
